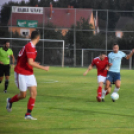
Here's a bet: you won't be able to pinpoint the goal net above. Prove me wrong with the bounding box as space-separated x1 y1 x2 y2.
0 38 65 67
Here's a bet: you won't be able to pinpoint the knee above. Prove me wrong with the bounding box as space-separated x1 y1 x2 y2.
115 83 120 89
22 95 26 99
105 84 109 90
116 85 120 89
20 94 26 99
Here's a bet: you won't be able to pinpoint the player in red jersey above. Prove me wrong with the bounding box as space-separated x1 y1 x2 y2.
6 31 49 120
83 51 109 102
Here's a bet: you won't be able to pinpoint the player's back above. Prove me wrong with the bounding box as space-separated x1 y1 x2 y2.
14 42 37 75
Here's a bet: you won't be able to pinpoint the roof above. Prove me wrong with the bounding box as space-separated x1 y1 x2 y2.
115 16 134 30
8 7 93 28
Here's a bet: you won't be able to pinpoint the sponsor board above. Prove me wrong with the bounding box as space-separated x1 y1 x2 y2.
12 6 43 14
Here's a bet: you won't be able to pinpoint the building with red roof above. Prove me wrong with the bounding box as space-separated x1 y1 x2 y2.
8 4 98 37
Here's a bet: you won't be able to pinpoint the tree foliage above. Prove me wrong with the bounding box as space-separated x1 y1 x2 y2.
65 18 94 48
1 0 134 51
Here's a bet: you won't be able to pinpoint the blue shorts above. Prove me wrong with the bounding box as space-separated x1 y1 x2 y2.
106 71 120 83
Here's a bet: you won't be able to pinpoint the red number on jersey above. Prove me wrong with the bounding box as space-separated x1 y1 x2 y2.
18 46 25 57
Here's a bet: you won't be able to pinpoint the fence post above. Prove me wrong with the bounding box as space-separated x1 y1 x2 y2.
74 9 76 66
81 49 84 67
129 54 132 70
62 40 65 67
106 10 108 54
42 7 45 65
11 6 12 48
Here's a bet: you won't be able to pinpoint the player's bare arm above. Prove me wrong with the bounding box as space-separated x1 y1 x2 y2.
105 64 110 70
28 58 49 71
0 61 3 64
83 64 93 76
126 49 134 60
106 63 112 70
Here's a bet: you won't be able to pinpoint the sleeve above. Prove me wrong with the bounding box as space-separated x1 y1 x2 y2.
106 57 109 65
26 45 35 59
121 51 127 58
10 49 13 55
91 59 95 66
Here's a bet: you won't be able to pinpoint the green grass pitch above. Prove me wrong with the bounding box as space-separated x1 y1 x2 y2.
0 67 134 134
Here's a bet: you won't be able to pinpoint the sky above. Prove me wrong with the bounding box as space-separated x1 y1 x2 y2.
0 0 29 6
0 0 58 7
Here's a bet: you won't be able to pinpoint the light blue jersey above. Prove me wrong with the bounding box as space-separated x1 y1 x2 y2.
108 51 126 73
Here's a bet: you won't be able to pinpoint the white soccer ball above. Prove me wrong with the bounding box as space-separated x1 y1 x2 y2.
111 92 119 101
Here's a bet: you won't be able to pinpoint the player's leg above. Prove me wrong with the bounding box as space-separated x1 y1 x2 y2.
101 80 111 100
101 72 114 101
114 80 121 92
6 73 27 112
25 86 37 120
0 77 3 84
111 73 121 102
96 75 106 102
4 65 10 93
26 86 37 115
96 82 103 102
25 75 37 120
4 76 9 93
105 71 114 92
6 91 27 112
113 73 121 93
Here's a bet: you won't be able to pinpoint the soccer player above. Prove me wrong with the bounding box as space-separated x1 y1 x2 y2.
83 51 109 102
102 43 134 101
0 40 15 93
6 31 49 120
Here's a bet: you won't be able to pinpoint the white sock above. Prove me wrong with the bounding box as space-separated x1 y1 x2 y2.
101 89 107 99
114 87 120 93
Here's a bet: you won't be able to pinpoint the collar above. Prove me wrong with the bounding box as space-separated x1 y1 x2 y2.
99 56 102 61
30 41 35 48
3 46 8 51
113 51 119 54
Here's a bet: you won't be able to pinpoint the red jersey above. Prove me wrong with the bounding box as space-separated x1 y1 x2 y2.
14 42 37 75
91 57 108 77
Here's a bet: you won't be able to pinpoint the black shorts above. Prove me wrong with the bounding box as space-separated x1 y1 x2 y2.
0 64 10 77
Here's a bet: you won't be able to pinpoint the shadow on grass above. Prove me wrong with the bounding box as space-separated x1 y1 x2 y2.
49 107 134 118
40 94 96 103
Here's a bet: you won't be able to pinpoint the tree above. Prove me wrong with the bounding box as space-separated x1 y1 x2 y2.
65 18 94 49
117 24 134 50
37 22 63 65
0 1 28 25
28 0 38 6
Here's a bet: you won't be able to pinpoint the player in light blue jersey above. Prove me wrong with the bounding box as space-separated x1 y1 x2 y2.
102 43 134 102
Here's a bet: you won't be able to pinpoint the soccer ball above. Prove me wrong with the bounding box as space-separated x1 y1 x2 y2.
111 92 119 101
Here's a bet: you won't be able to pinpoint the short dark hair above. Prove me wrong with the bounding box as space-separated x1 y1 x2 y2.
4 40 10 44
113 43 119 47
100 51 106 55
31 31 40 40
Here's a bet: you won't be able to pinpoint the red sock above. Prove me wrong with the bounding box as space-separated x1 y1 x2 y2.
97 86 102 97
26 97 35 115
9 94 19 103
106 91 109 96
